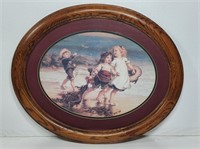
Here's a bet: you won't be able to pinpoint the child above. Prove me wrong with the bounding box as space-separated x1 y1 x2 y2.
82 52 118 104
59 48 77 92
106 45 134 105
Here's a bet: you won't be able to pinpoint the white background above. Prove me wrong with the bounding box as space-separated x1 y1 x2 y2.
1 0 200 139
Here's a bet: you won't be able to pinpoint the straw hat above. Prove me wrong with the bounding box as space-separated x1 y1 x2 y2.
59 48 71 58
129 65 142 83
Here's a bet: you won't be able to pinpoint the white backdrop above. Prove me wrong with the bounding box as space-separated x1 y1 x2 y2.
1 0 199 137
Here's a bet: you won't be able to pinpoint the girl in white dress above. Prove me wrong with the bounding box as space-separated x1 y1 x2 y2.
107 46 134 105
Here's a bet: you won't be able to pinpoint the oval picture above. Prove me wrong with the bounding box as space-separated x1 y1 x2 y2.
39 32 156 118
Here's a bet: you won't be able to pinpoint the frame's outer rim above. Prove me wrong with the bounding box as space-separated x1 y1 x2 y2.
11 4 183 143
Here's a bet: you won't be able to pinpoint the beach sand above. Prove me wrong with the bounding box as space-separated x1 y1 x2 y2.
39 65 155 118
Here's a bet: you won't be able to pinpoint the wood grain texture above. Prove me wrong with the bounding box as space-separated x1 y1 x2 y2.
11 4 183 143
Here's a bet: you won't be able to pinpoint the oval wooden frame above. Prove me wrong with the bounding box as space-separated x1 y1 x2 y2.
11 4 183 143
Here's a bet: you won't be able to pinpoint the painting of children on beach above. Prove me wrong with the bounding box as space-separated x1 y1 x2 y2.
39 32 156 118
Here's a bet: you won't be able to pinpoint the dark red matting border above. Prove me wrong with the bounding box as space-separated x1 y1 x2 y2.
26 19 169 130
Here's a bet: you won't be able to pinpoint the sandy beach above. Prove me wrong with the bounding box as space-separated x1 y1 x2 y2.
39 63 155 118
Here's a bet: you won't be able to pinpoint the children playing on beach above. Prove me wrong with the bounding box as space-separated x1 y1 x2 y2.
59 48 77 92
59 46 136 108
81 46 134 106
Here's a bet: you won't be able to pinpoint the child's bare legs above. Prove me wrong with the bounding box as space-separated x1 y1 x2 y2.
76 87 95 108
96 88 111 104
61 77 77 92
63 69 77 91
108 89 118 106
70 78 77 92
61 77 68 89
